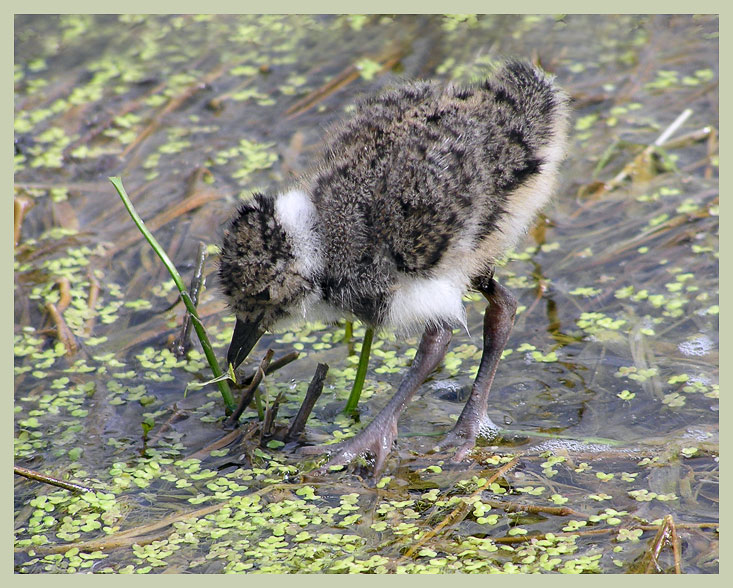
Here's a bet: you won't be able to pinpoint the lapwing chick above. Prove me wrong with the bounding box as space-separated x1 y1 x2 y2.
219 60 570 473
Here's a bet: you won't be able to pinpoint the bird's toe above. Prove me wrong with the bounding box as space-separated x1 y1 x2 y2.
434 415 501 460
305 423 398 476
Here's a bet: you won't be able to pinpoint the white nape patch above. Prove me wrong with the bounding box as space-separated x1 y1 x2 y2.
387 275 468 334
274 189 322 278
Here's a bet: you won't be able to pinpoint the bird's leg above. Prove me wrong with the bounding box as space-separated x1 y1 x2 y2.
317 321 453 474
437 271 517 460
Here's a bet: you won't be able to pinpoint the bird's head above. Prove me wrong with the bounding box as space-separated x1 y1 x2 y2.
218 192 317 370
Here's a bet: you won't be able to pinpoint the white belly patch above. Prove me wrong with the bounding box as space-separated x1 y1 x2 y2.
387 274 467 334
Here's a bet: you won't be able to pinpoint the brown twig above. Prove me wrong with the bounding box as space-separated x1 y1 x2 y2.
493 526 616 545
645 514 683 574
185 425 254 461
120 62 230 166
171 241 207 357
261 389 287 442
14 466 94 494
29 501 225 555
55 276 72 313
493 521 715 546
240 351 300 386
485 498 587 519
109 188 222 256
62 78 171 159
225 349 274 426
14 195 34 248
564 190 718 273
145 405 190 447
15 181 106 192
285 46 405 119
28 481 310 556
569 108 695 220
83 268 101 336
669 516 683 574
705 126 718 180
397 457 520 564
285 362 329 442
660 126 713 150
45 301 78 356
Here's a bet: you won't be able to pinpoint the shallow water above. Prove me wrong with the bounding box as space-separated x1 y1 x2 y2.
15 14 718 574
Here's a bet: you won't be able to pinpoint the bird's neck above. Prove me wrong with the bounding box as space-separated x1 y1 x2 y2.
274 188 323 282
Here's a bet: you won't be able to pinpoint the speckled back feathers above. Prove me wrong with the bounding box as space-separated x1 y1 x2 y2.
220 60 570 332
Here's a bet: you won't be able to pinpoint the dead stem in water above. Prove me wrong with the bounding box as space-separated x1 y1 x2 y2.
396 457 520 565
285 45 406 119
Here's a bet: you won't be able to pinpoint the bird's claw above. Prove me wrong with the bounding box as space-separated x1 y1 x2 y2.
434 432 475 462
304 418 399 476
434 415 500 461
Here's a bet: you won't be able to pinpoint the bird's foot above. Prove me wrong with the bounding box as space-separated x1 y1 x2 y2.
434 415 501 461
303 417 399 476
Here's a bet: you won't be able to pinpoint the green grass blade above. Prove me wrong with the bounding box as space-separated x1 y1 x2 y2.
343 326 374 416
108 177 236 414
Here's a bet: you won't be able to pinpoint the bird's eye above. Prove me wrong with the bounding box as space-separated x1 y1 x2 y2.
253 289 270 301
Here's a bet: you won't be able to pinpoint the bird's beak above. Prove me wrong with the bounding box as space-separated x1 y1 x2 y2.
226 318 265 370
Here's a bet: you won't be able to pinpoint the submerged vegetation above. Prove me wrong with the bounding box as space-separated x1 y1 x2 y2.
15 15 718 573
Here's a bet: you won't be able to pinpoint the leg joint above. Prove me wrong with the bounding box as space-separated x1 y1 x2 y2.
470 267 496 295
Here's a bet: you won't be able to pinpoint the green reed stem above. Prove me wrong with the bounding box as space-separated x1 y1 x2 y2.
109 177 236 414
344 320 353 343
254 389 265 421
344 326 374 416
